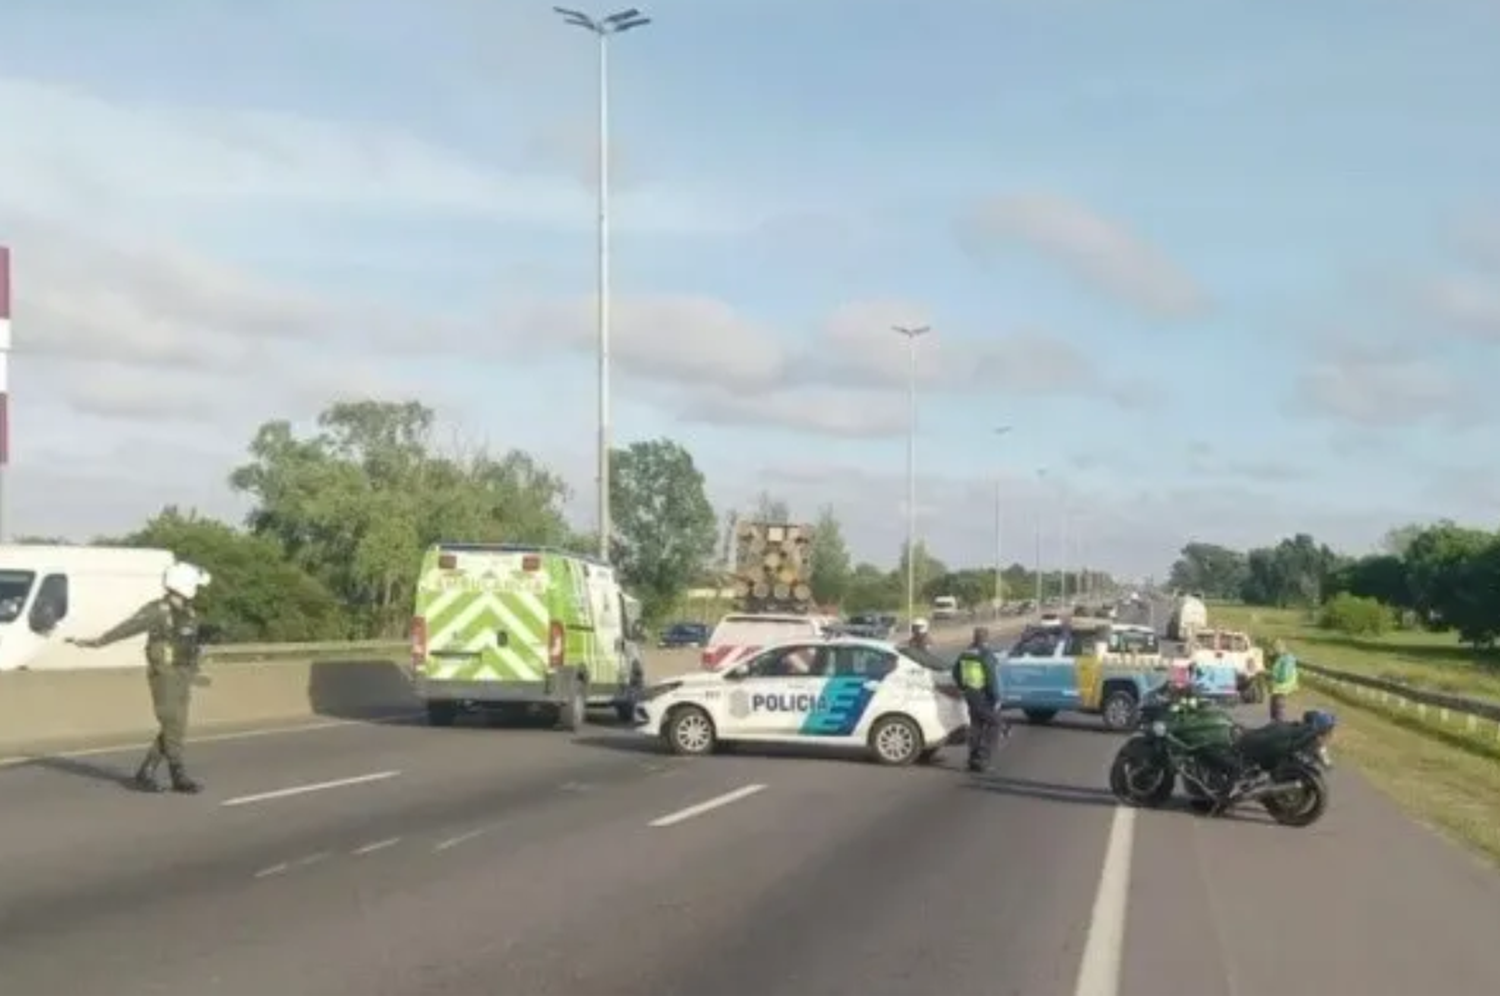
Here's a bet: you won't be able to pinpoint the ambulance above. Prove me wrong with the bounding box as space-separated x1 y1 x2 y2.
408 543 641 730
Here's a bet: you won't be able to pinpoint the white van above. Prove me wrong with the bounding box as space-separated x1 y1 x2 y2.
931 596 959 620
0 545 176 672
699 612 828 671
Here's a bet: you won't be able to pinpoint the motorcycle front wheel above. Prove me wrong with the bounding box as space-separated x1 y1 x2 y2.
1262 764 1329 827
1109 739 1175 807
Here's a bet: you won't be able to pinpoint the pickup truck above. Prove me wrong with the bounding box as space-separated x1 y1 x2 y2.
1185 628 1266 703
999 623 1179 732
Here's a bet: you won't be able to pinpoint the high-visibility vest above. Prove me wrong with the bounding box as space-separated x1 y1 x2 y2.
956 652 987 691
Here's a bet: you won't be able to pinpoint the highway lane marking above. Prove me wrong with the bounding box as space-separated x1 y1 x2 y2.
648 783 767 828
221 770 402 807
1073 805 1137 996
253 851 331 879
0 713 425 768
434 828 487 852
254 862 290 879
353 837 401 856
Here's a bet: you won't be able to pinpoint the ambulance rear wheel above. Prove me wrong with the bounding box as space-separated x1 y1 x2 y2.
664 705 717 756
426 701 459 727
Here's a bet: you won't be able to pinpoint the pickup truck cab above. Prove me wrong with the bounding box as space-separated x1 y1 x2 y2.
1186 628 1266 702
999 623 1173 732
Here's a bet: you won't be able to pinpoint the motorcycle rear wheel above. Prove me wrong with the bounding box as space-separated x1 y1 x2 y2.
1262 765 1328 827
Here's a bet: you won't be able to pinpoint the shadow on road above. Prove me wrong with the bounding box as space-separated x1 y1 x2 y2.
307 659 419 722
1 754 139 791
969 774 1120 807
572 733 875 766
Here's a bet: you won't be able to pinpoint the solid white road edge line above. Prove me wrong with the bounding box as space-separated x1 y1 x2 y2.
649 783 767 828
221 770 402 807
1073 805 1137 996
0 712 425 768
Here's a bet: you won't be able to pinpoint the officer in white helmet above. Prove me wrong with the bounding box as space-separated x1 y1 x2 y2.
71 560 213 793
906 617 933 651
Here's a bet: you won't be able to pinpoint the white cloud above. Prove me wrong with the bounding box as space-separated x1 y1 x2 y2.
0 76 743 238
1419 274 1500 340
679 387 910 439
1288 337 1482 428
960 192 1208 319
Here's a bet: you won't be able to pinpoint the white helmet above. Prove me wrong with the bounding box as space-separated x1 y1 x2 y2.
163 562 211 600
912 617 930 632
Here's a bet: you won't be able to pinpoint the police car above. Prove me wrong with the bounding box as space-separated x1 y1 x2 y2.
632 636 970 765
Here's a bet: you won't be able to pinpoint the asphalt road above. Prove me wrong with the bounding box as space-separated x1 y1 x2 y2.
2 649 1500 994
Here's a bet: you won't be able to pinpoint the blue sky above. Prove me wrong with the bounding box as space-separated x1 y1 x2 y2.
2 0 1499 577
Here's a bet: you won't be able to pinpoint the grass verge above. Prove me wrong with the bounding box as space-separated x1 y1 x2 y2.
1210 603 1500 701
1298 681 1500 868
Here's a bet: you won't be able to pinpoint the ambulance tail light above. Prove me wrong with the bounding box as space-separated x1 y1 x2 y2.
522 554 542 572
548 620 565 668
410 616 428 669
438 553 458 570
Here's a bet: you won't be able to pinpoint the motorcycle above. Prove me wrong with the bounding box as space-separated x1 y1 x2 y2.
1108 680 1337 827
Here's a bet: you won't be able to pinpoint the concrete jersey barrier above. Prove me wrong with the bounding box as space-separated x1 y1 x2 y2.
0 625 975 754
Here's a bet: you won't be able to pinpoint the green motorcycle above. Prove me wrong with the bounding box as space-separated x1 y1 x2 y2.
1108 680 1336 827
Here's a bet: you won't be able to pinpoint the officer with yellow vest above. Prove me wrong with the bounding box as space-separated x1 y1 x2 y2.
1268 639 1299 722
952 626 1008 772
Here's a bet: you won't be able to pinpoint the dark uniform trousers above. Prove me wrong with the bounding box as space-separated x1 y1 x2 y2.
964 690 1002 768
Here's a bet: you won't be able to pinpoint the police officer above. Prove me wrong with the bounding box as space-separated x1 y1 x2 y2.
906 617 933 651
953 626 1008 772
70 561 212 793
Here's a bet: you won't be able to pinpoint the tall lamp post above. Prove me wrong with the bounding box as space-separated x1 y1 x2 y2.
893 324 932 626
992 425 1013 615
1034 467 1048 614
553 6 652 562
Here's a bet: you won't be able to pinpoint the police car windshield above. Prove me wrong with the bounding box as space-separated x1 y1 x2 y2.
0 570 35 623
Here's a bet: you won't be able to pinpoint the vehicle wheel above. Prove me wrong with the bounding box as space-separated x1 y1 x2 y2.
1023 709 1059 724
664 705 717 756
917 747 942 765
1109 742 1174 807
558 682 588 733
868 715 924 766
1263 766 1329 827
1100 690 1139 732
426 701 459 727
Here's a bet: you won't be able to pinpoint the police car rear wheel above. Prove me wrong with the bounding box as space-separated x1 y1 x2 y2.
868 715 923 766
665 706 716 756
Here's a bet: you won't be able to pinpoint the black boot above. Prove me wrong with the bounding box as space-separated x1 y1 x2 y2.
132 751 165 793
168 763 202 794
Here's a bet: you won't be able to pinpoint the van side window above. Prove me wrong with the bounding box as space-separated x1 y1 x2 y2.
29 573 69 634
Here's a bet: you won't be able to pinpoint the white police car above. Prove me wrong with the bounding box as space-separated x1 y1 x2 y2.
632 636 970 765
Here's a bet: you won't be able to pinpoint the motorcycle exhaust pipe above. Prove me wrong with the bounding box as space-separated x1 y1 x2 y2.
1242 778 1308 800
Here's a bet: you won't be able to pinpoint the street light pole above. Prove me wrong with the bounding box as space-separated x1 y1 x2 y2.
893 324 932 627
1034 467 1047 615
992 425 1013 615
554 6 652 563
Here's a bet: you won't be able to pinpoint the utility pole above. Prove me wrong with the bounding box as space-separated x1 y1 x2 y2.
992 425 1012 616
1034 467 1047 615
893 324 932 626
554 5 652 562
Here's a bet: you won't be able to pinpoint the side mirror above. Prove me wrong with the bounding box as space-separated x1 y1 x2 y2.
28 602 59 635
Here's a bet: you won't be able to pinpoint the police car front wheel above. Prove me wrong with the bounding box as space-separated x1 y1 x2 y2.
868 715 924 766
664 705 717 756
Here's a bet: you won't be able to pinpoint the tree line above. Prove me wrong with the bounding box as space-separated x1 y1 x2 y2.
1168 522 1500 648
22 399 1119 643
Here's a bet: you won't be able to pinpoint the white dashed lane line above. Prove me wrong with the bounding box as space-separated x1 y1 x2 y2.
221 770 402 808
648 783 768 828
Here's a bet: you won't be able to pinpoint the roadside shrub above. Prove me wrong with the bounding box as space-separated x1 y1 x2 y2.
1318 592 1393 637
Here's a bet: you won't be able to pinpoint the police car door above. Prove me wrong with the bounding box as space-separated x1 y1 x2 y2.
731 642 829 737
1000 627 1064 706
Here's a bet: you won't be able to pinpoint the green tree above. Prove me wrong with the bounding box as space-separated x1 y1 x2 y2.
843 562 901 613
123 507 349 642
896 541 948 606
807 504 851 605
1168 542 1248 599
609 438 719 623
230 399 572 635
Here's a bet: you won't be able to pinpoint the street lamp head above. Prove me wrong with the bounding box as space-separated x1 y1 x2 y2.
554 6 651 33
994 425 1013 436
892 324 932 339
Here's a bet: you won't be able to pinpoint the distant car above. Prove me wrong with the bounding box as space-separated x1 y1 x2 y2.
659 622 710 649
634 636 970 765
843 613 893 639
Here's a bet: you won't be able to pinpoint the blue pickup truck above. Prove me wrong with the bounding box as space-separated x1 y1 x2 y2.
999 622 1239 731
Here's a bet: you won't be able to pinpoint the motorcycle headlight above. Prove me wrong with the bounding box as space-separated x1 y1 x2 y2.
640 681 682 701
1150 720 1167 738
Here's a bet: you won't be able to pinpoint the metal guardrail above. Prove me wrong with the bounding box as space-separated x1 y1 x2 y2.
202 640 407 664
1301 661 1500 725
